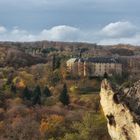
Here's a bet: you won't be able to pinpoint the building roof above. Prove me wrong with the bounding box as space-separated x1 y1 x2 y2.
78 58 85 63
67 57 121 64
67 58 78 63
87 57 120 63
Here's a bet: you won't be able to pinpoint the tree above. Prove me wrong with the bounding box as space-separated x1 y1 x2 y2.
10 84 17 93
43 86 52 97
94 100 100 113
32 85 41 105
39 115 64 138
71 113 110 140
22 86 31 100
104 72 108 79
52 55 61 71
52 55 56 71
7 71 14 85
41 49 48 57
0 92 5 108
59 84 70 106
79 50 82 58
55 57 61 69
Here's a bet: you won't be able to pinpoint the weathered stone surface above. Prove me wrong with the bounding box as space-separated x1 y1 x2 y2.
100 79 140 140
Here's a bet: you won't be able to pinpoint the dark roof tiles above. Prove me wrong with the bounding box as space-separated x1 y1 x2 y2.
68 57 121 64
87 57 120 63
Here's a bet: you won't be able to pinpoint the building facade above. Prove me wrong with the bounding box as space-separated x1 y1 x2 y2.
67 57 122 77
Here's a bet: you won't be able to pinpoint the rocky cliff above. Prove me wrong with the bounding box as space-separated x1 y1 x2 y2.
100 80 140 140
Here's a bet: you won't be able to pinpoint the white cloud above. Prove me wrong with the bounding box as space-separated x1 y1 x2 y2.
0 26 7 34
0 21 140 45
0 25 82 42
98 34 140 45
11 27 28 35
39 25 80 41
101 21 136 38
98 21 140 45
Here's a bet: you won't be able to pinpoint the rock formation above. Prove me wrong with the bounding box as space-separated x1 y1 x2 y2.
100 79 140 140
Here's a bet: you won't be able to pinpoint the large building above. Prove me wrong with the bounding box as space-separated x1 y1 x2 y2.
67 57 122 77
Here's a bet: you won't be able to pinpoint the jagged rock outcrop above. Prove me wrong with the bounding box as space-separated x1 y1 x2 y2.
100 79 140 140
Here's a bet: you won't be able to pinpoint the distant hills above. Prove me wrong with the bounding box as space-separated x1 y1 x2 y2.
0 41 139 54
0 41 140 68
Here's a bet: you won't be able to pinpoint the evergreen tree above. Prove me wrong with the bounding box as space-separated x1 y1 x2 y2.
43 86 52 97
104 72 108 79
0 91 5 108
7 72 14 85
32 85 41 105
79 50 82 58
59 83 70 106
52 55 61 70
22 86 31 100
10 84 17 93
52 54 56 71
55 57 61 69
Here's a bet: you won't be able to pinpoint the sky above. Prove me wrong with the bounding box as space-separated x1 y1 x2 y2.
0 0 140 45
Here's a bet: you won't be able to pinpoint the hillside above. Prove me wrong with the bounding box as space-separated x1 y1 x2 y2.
0 44 47 68
0 41 139 57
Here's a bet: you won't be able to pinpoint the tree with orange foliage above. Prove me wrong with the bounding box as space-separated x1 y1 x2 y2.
13 77 26 89
39 115 64 138
16 79 26 89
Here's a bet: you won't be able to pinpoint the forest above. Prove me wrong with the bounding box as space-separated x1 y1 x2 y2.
0 42 138 140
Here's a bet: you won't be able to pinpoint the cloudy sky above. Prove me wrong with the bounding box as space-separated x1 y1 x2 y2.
0 0 140 45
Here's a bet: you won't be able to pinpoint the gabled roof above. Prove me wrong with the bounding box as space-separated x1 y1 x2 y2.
67 58 78 63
